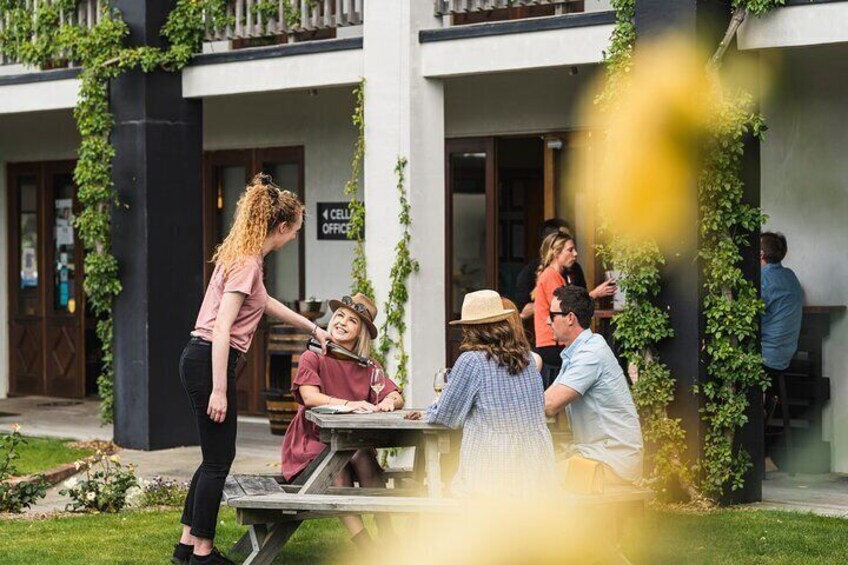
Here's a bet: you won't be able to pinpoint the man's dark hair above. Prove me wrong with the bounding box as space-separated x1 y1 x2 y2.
552 285 594 329
540 218 573 239
761 232 788 264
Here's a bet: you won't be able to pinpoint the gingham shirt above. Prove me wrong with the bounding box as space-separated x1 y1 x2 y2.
426 351 557 496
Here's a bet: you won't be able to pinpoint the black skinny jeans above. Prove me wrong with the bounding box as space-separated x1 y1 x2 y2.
179 338 240 540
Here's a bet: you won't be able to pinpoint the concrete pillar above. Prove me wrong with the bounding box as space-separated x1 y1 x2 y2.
111 0 204 449
363 2 445 407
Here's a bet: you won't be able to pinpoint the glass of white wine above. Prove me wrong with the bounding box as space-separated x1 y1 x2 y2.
433 368 449 399
370 368 386 405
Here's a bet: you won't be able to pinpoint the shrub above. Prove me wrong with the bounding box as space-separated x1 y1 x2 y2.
60 451 137 513
126 475 189 509
0 425 48 513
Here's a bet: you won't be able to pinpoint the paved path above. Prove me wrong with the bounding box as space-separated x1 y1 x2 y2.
0 396 282 513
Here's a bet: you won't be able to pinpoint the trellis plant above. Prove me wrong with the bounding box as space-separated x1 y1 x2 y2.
595 0 696 502
371 157 420 389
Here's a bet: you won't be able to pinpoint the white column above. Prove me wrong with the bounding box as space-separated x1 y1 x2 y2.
363 1 445 407
0 163 8 399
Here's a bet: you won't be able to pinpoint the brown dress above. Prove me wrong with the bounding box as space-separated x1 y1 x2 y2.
280 350 399 481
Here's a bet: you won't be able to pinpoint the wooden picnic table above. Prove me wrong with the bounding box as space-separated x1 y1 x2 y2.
224 409 454 565
224 409 652 565
304 409 452 497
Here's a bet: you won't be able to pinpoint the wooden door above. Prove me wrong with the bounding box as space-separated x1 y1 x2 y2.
203 147 304 414
445 138 497 365
8 162 86 398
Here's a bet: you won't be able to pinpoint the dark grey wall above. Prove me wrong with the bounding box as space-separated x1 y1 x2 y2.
111 0 204 449
634 0 763 502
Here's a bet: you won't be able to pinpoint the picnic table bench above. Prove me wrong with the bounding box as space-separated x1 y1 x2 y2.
223 409 651 565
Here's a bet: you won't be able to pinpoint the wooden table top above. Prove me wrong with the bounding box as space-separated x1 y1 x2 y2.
803 305 847 315
306 409 446 431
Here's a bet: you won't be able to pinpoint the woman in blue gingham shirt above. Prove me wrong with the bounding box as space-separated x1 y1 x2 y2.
413 291 557 496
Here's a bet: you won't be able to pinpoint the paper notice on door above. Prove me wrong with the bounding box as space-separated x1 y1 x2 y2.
56 225 74 247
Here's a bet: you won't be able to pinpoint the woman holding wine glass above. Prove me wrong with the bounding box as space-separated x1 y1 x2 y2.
281 293 403 550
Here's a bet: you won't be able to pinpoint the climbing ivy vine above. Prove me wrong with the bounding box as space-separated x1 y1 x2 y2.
598 0 783 503
372 157 419 390
0 0 231 422
596 0 695 502
343 79 375 299
340 86 418 389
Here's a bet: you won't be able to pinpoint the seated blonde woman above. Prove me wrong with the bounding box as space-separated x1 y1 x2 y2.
408 290 556 496
281 293 404 550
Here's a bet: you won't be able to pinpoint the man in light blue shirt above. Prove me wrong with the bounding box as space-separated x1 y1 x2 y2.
543 286 643 484
760 232 803 371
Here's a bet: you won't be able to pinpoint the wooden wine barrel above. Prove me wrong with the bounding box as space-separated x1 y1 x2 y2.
265 323 312 436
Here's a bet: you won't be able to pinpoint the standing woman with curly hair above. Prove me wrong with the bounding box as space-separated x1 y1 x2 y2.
407 290 556 496
172 174 331 565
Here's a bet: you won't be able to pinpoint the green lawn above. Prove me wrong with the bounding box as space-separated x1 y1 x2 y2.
11 437 94 476
0 506 845 564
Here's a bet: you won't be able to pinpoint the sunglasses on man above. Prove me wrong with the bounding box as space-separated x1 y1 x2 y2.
548 310 573 322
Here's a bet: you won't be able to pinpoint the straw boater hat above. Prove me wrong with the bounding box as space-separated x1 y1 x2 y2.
328 293 379 339
449 289 515 326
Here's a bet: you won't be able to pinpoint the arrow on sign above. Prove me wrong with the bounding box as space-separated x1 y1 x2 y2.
323 209 329 220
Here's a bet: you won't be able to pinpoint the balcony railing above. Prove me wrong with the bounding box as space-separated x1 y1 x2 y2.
434 0 585 24
0 0 101 67
204 0 363 48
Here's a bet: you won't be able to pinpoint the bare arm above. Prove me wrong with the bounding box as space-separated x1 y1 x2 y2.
544 384 581 418
298 384 376 412
265 296 331 349
208 291 245 423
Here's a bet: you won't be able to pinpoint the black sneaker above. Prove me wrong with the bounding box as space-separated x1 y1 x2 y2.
172 543 193 564
188 547 236 565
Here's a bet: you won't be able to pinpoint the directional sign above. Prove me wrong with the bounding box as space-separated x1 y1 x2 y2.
317 202 355 240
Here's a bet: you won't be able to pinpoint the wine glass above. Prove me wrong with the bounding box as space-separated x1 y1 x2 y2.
370 368 386 405
433 368 449 399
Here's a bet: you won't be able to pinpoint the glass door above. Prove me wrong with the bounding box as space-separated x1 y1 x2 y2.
445 138 496 365
8 161 87 398
203 147 304 414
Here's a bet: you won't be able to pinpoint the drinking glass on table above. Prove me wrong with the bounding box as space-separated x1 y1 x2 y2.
433 368 450 399
370 367 386 404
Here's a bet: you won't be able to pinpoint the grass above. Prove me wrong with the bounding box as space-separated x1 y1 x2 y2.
0 506 846 564
621 507 848 564
0 508 351 565
10 437 94 476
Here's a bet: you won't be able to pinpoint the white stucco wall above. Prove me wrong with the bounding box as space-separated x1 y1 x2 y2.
444 65 600 138
0 109 80 398
203 86 359 302
759 44 848 472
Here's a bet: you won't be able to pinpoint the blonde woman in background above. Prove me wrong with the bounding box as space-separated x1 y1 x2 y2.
533 232 616 374
174 174 330 565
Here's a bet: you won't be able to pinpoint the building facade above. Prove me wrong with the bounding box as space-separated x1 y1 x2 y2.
0 0 846 482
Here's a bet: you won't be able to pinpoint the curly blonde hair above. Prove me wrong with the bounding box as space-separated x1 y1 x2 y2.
460 320 530 375
212 173 305 274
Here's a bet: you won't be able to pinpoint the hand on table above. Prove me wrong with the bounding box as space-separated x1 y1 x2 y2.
348 400 377 413
377 398 397 412
404 410 423 421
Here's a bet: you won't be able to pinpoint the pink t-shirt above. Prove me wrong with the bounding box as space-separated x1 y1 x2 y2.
192 256 268 353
